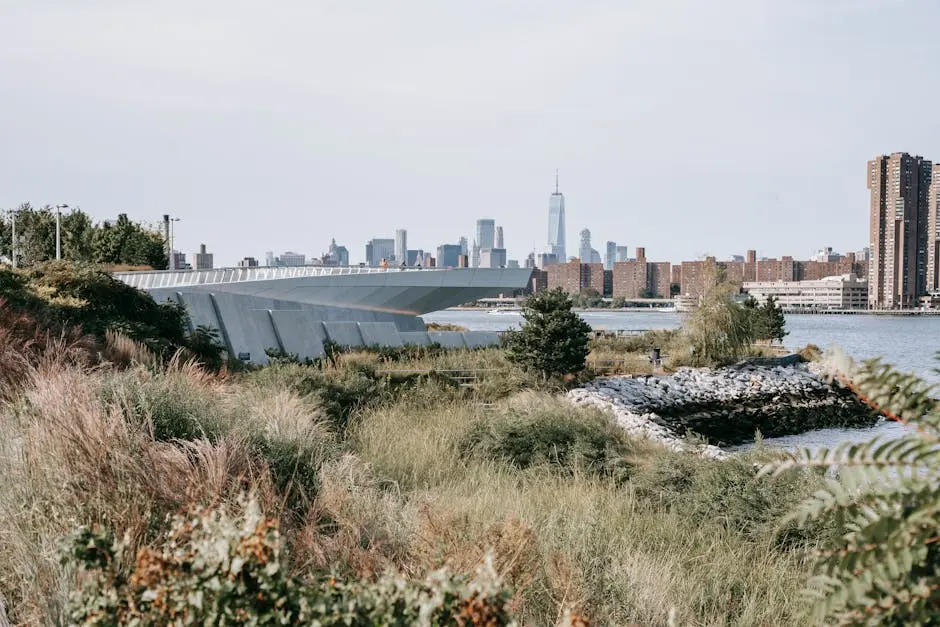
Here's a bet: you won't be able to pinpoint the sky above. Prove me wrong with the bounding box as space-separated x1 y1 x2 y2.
1 0 938 267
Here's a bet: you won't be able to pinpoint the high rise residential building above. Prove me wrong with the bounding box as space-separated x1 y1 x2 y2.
868 153 933 308
394 230 407 263
459 236 468 255
615 246 630 262
495 226 504 250
194 244 214 270
604 241 617 270
475 219 496 250
524 252 536 269
366 238 395 267
929 163 940 293
237 257 259 268
578 228 592 262
548 171 566 261
471 241 481 268
436 243 462 268
265 251 275 267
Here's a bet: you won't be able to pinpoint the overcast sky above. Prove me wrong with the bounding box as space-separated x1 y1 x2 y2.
1 0 936 266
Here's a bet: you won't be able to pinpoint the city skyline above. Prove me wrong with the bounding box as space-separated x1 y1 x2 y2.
4 2 931 267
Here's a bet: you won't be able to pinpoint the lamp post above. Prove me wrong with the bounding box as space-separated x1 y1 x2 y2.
169 217 180 270
7 209 17 269
55 204 69 261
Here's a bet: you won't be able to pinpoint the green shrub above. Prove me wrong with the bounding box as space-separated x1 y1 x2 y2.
461 394 634 479
66 497 517 626
0 263 188 359
590 329 680 355
504 288 592 379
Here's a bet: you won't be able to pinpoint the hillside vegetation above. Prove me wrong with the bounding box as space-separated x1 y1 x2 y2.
1 263 932 625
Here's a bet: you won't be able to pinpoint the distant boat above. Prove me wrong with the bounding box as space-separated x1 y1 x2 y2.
488 307 518 315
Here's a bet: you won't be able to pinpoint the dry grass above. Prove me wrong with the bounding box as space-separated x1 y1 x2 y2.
0 341 820 625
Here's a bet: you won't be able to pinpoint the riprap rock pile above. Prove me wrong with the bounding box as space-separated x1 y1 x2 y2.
567 364 879 457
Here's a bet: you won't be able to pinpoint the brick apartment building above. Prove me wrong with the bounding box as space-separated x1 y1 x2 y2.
610 248 672 298
677 249 867 300
545 260 604 295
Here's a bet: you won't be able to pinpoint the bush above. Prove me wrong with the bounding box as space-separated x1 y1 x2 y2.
66 497 517 626
504 288 592 379
0 263 189 359
461 394 634 480
682 282 754 366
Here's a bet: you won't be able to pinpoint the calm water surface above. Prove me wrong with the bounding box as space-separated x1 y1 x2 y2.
423 310 940 451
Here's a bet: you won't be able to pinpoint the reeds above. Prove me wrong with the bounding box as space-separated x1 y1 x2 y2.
0 340 821 625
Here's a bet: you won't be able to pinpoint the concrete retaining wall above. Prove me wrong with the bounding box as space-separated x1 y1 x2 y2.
270 310 327 360
429 331 467 349
463 331 501 348
399 331 432 346
359 322 404 347
322 322 365 349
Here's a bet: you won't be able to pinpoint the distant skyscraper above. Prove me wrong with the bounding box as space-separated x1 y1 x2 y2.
194 244 214 270
615 246 629 262
471 241 481 268
548 171 566 261
459 236 469 256
475 219 496 250
394 230 407 263
868 153 933 308
436 243 462 268
495 226 504 250
171 251 190 270
524 252 536 269
604 241 617 271
279 251 306 267
327 238 349 266
265 251 276 267
590 248 602 264
237 257 259 268
406 249 424 266
578 229 592 262
480 248 507 269
929 164 940 294
537 252 559 268
366 238 395 266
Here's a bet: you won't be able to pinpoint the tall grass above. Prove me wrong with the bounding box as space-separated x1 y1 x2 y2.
0 342 823 625
350 387 822 625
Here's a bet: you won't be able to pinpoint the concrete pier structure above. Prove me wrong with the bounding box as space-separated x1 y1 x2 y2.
115 265 530 364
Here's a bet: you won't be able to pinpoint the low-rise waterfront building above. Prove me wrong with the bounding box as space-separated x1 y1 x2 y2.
743 274 869 311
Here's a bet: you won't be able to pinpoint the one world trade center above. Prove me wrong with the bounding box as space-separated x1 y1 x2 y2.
548 170 566 261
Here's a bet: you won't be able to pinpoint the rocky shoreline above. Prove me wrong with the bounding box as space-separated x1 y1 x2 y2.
567 362 881 458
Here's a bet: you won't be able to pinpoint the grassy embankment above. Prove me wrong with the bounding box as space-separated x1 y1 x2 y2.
0 264 828 625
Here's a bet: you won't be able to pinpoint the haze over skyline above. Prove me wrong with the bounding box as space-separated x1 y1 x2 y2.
2 0 938 266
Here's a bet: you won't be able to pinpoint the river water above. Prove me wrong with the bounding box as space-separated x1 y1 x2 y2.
423 309 940 451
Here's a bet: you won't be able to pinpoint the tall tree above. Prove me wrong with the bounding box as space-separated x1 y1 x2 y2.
91 214 167 269
504 287 592 378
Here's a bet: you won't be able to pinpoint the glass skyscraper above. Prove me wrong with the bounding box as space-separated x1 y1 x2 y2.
475 219 496 250
548 171 566 261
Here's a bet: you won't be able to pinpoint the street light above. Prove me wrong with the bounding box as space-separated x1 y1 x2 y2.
55 204 69 261
169 217 180 270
